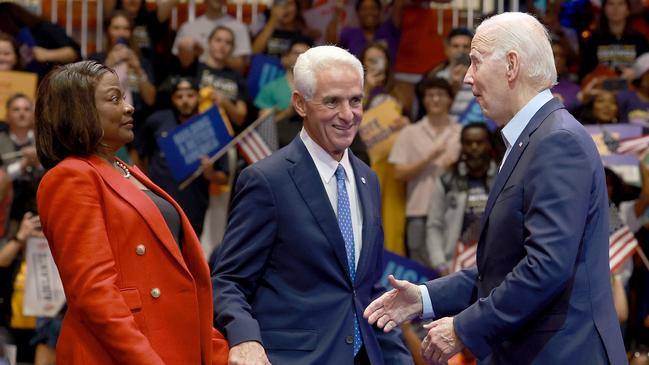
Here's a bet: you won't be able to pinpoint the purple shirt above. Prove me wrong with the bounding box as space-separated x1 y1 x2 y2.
551 78 581 110
616 90 649 128
339 19 400 63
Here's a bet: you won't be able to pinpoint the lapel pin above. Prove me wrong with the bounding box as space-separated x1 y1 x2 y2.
518 142 523 147
361 177 366 184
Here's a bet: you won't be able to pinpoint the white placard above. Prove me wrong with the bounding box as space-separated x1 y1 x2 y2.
23 237 66 317
2 344 16 365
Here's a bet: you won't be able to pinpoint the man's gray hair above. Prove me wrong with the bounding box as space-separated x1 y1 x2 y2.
293 45 364 100
476 12 557 89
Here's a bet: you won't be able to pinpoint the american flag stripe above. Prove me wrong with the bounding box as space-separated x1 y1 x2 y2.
452 242 477 273
237 130 272 164
609 226 638 272
617 134 649 154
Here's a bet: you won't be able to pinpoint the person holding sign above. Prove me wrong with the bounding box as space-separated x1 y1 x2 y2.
34 61 228 365
212 45 413 364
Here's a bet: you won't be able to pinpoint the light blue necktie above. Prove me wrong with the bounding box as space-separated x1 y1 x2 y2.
335 165 362 355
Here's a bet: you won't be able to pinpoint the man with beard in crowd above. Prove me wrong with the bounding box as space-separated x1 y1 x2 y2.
135 76 229 237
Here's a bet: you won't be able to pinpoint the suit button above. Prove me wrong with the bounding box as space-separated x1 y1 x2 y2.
135 244 146 256
150 288 161 298
345 336 354 344
478 275 483 281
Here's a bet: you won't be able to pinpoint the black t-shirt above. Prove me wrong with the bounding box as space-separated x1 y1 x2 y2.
580 31 649 79
196 63 249 102
459 177 489 245
264 29 305 58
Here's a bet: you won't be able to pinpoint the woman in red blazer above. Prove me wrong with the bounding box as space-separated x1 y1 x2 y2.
33 60 228 364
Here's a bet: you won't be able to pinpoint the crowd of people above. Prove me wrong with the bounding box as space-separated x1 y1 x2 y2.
0 0 649 363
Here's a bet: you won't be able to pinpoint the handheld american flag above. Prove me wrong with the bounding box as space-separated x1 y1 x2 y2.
608 203 638 273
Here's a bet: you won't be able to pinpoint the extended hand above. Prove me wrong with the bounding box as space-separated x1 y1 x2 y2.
228 341 271 365
421 317 464 364
363 275 422 332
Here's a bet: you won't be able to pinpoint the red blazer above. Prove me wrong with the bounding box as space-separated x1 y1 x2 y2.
37 155 228 365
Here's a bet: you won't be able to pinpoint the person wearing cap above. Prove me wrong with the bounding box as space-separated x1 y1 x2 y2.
616 52 649 127
135 76 230 237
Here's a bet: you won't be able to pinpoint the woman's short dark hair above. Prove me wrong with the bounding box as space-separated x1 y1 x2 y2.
35 61 113 169
417 76 455 101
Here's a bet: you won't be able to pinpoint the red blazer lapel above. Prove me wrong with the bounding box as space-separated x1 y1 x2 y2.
87 155 191 274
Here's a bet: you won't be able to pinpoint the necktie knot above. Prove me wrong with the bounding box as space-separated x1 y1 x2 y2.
335 165 346 182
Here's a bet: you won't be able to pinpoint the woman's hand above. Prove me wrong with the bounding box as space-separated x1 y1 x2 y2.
105 44 131 67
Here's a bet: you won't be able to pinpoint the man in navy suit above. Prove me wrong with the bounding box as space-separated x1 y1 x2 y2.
364 12 627 364
212 46 413 364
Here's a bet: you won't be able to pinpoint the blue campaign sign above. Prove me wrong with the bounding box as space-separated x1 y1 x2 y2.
380 251 440 289
157 107 233 182
247 53 285 100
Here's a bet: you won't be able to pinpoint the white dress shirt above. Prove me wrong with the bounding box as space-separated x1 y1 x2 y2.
300 128 363 267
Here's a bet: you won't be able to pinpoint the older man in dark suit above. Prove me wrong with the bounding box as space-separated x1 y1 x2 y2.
212 45 413 365
364 12 627 365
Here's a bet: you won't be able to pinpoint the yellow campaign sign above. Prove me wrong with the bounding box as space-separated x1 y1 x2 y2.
0 70 38 120
358 99 407 163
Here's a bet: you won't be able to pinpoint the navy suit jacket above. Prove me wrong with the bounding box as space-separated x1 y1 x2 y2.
426 98 627 364
212 137 413 364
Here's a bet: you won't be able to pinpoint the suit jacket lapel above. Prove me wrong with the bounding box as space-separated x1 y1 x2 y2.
88 156 190 274
286 138 353 283
349 154 375 286
477 98 565 262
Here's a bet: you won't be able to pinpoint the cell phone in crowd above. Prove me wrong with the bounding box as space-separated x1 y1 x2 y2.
116 37 129 46
602 78 628 91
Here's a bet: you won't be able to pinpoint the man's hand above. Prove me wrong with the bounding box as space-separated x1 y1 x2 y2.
228 341 271 365
421 317 464 364
363 275 422 332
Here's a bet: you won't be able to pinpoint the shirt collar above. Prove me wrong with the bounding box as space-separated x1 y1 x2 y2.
9 130 34 146
501 89 553 149
299 128 353 184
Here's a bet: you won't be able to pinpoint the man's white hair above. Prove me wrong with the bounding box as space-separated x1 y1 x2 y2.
476 12 557 89
293 45 364 100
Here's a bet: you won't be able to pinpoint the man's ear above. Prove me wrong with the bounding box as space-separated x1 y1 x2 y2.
292 91 307 117
506 51 520 81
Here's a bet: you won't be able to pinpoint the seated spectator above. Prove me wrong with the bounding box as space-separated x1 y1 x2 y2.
580 0 649 81
136 76 229 237
103 0 179 83
197 25 248 128
0 2 79 77
551 39 581 112
617 52 649 126
173 0 251 74
579 89 619 125
426 123 497 275
89 10 156 137
388 77 461 267
252 0 315 57
254 38 311 150
0 32 20 71
0 94 42 231
326 0 404 63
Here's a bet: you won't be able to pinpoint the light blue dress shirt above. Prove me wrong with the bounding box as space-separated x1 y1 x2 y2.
418 89 554 319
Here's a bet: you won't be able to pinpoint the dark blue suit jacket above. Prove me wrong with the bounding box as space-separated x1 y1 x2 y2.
426 98 627 364
212 137 413 364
